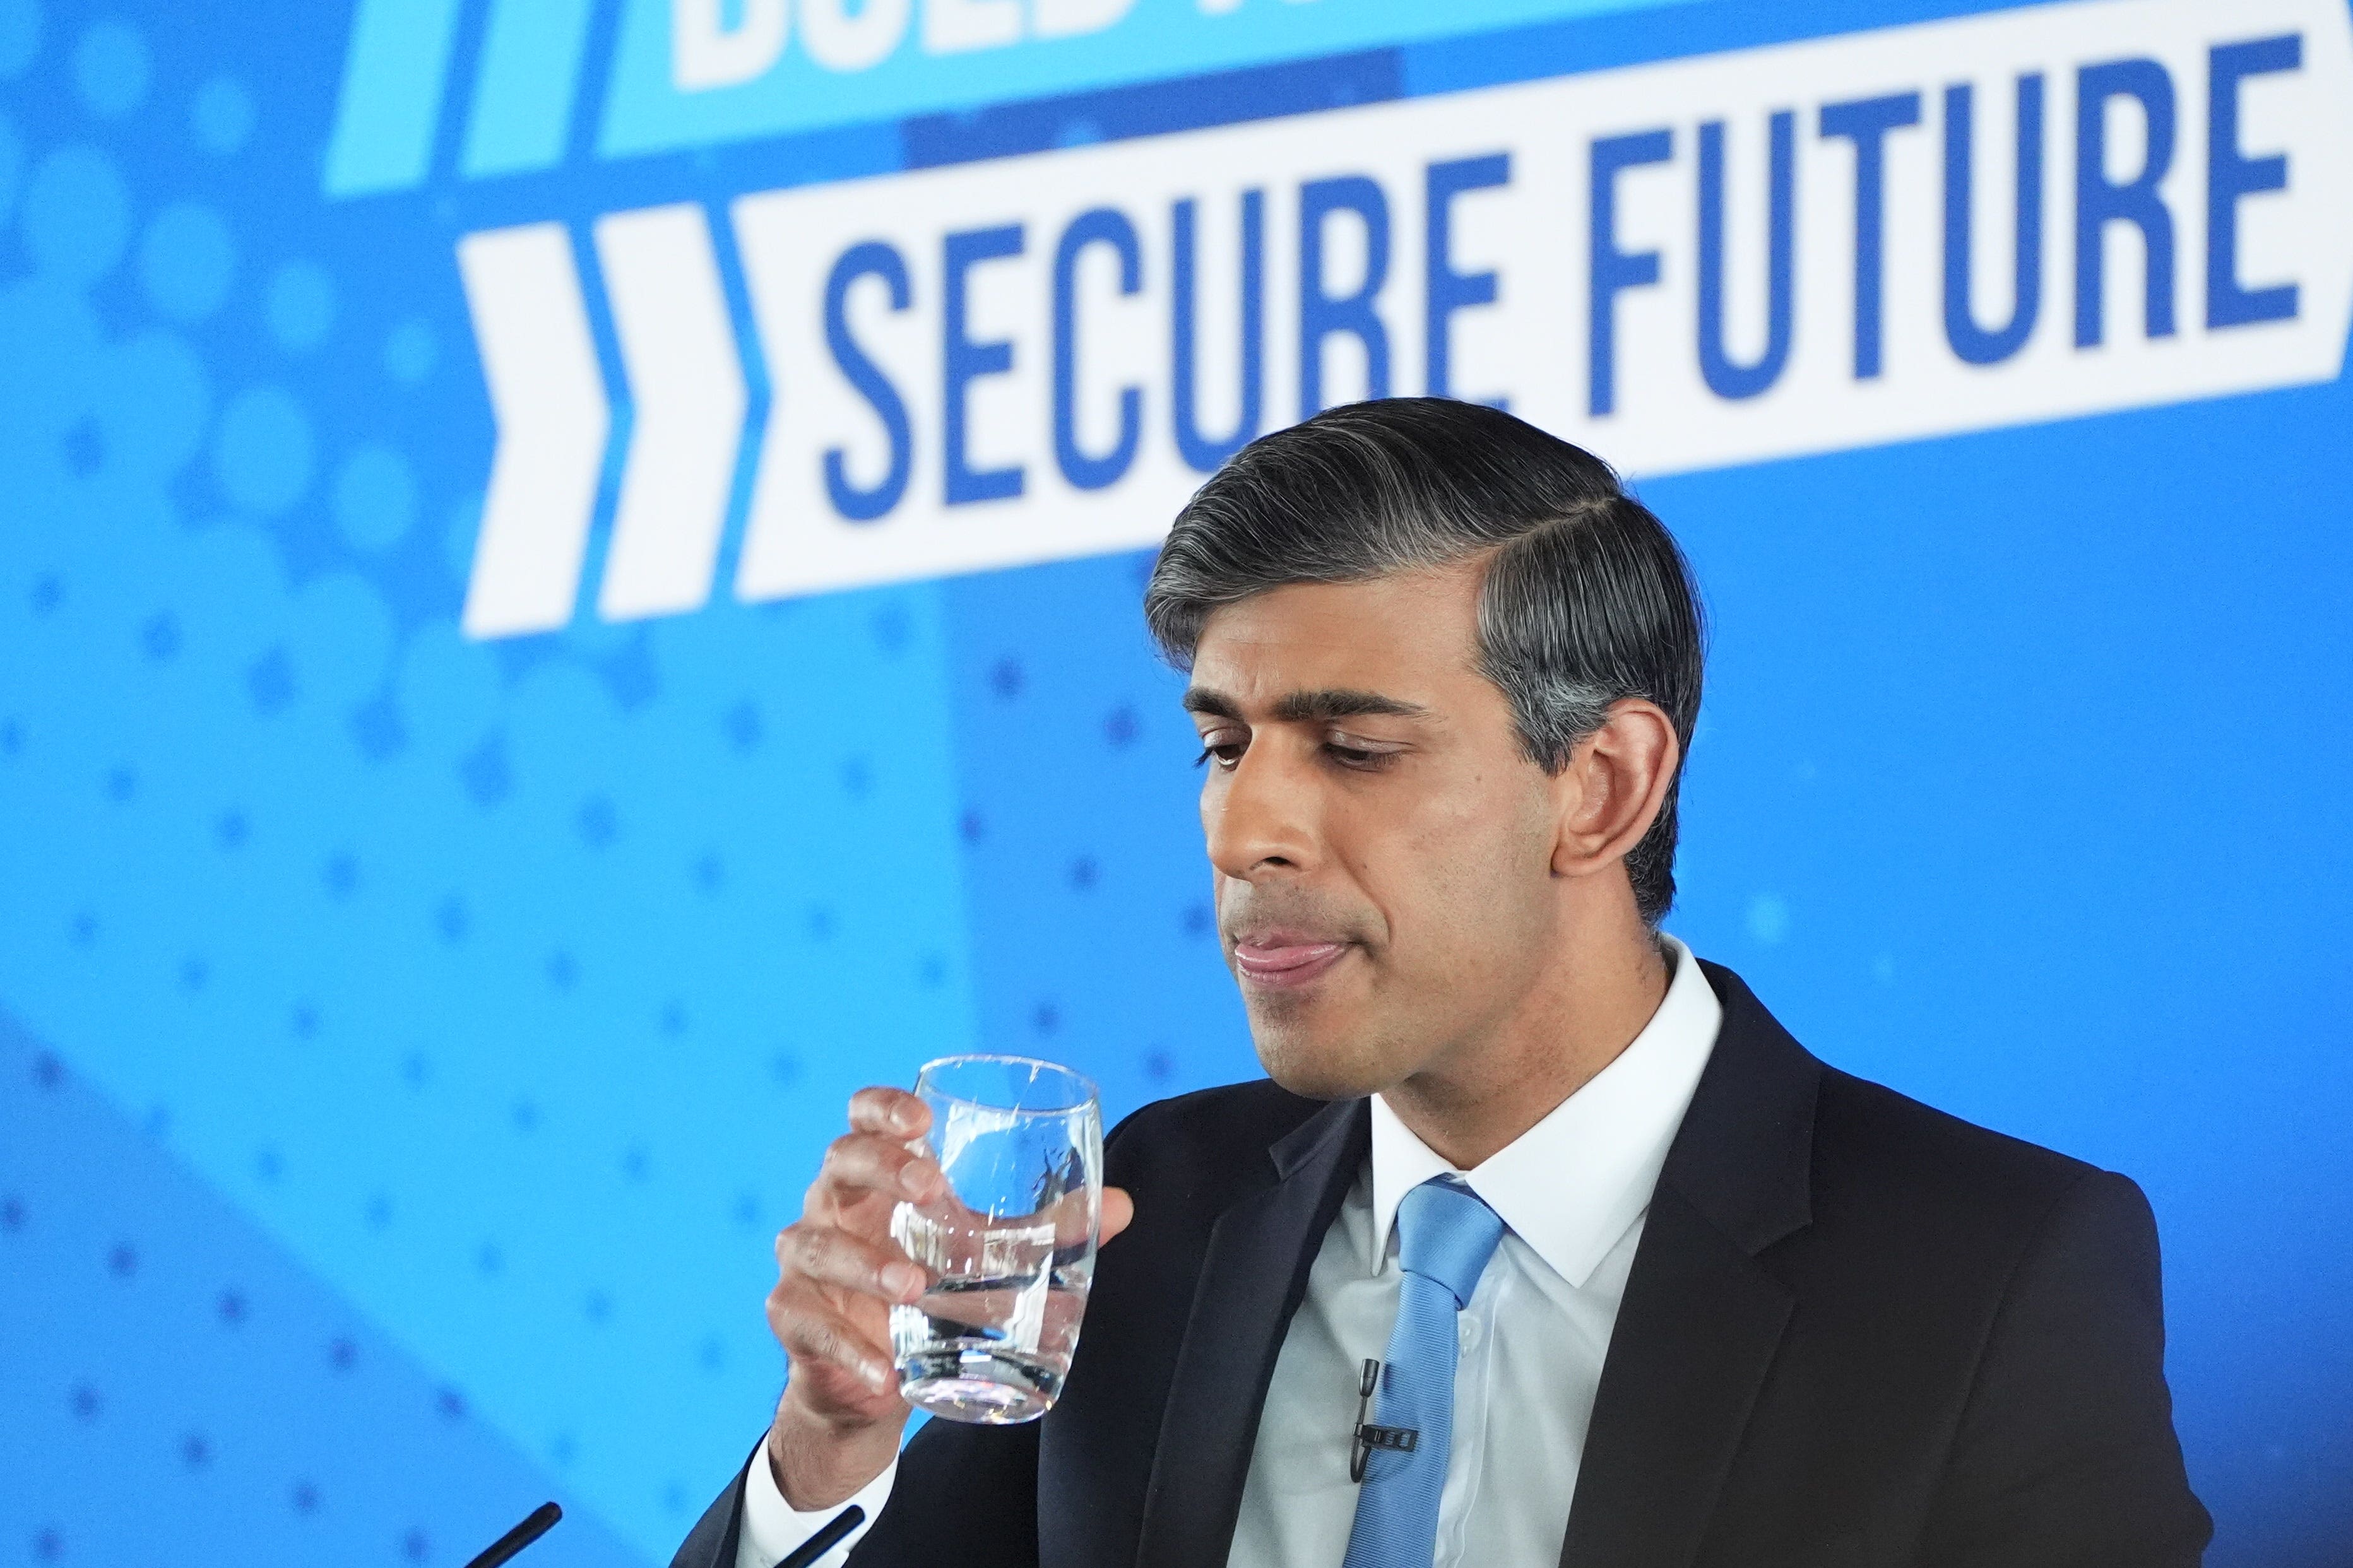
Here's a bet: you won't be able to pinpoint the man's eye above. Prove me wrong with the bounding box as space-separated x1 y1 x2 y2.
1194 740 1244 770
1324 734 1399 770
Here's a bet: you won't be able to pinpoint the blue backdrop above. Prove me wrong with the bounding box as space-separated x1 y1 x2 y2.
2 1 2349 1564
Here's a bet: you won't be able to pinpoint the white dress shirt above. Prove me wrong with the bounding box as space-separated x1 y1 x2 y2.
739 936 1721 1568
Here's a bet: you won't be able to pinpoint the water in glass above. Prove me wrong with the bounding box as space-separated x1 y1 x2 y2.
889 1056 1101 1424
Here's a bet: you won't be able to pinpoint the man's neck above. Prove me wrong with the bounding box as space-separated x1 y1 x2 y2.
1382 917 1672 1170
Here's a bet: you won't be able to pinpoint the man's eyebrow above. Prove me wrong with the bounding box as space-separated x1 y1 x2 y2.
1273 688 1429 723
1182 687 1430 722
1181 688 1242 719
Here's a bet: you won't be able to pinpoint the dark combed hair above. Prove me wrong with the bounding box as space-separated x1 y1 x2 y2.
1143 398 1706 926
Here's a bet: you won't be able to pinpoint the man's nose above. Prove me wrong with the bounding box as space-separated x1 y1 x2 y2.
1204 740 1319 881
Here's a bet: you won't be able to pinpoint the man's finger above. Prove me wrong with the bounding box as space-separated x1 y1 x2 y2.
1101 1185 1135 1247
847 1087 930 1140
778 1222 928 1303
815 1131 945 1208
769 1286 898 1394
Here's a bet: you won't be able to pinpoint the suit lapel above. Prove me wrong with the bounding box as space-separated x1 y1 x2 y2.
1134 1096 1368 1568
1558 962 1823 1568
1555 1186 1794 1568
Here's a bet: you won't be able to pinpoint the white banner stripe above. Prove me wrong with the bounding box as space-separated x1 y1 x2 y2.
592 204 750 622
456 223 612 639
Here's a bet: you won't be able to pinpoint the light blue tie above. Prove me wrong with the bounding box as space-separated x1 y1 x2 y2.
1341 1177 1507 1568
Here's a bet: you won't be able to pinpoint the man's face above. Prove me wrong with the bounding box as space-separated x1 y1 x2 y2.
1185 562 1571 1100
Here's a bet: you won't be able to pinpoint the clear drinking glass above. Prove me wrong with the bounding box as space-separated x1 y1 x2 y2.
888 1054 1104 1424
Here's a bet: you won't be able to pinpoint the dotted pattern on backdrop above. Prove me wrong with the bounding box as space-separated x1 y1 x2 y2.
0 1 977 1560
0 1011 644 1568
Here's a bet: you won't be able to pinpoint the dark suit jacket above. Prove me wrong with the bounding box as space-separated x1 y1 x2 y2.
676 962 2210 1567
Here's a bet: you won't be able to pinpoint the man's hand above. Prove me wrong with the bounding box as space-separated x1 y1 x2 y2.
764 1087 1134 1509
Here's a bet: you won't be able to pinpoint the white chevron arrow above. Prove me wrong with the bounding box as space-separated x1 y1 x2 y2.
456 223 612 639
592 203 749 622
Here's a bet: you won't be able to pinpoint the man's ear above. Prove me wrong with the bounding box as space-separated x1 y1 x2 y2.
1549 699 1680 878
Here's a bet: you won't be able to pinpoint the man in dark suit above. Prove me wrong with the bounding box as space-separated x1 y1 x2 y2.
675 400 2210 1568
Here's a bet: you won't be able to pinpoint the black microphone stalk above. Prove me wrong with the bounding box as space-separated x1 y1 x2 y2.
463 1500 562 1568
771 1503 865 1568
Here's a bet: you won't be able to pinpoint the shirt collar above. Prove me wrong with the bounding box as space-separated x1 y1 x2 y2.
1368 933 1723 1290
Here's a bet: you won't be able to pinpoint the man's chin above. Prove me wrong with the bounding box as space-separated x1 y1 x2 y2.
1247 1020 1395 1102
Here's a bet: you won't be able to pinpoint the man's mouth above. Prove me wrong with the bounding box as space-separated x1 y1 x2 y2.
1231 933 1351 989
